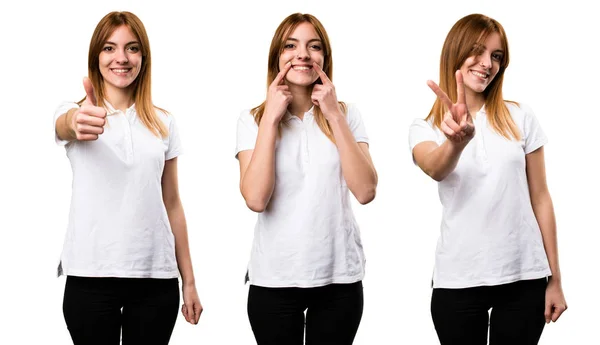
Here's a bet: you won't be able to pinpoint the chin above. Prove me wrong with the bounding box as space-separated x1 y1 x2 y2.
287 78 317 87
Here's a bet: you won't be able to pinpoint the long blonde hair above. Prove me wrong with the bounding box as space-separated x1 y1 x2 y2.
251 13 346 142
82 11 168 138
427 13 520 140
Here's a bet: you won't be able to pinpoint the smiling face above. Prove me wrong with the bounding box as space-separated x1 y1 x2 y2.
98 25 142 95
278 22 324 87
460 32 504 95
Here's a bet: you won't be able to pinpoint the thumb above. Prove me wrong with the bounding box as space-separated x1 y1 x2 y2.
544 301 552 324
83 77 97 106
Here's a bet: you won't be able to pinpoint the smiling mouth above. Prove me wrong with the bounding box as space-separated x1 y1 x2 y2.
292 65 312 71
471 70 489 79
111 68 131 74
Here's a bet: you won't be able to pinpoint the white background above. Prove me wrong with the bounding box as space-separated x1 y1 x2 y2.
1 0 597 343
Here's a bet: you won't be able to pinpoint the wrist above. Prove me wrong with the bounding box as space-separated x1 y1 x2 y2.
260 115 281 130
65 109 76 140
326 110 345 124
448 139 468 152
548 275 562 284
182 278 196 287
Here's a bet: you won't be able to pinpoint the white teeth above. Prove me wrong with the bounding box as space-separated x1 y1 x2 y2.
472 71 488 78
112 69 129 73
293 66 311 70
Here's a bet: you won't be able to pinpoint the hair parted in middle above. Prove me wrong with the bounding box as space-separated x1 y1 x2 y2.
251 13 346 142
84 11 168 138
427 13 521 141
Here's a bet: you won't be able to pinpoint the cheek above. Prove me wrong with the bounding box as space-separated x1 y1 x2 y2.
135 57 143 71
279 52 294 68
312 53 324 65
98 54 109 67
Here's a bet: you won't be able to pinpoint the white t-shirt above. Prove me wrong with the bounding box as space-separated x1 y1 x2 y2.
409 102 551 288
54 101 182 278
235 104 369 288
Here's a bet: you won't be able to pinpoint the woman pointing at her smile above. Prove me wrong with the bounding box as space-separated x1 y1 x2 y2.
235 13 378 345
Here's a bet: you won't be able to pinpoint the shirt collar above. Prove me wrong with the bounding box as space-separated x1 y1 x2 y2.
283 106 315 122
477 104 486 115
103 100 136 116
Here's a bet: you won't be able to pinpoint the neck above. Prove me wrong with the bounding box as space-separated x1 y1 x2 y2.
286 83 314 119
466 89 485 116
104 84 135 112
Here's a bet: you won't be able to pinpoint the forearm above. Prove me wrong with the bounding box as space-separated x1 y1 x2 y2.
56 108 77 141
419 140 467 181
167 202 196 285
329 114 377 204
240 120 279 212
532 192 561 281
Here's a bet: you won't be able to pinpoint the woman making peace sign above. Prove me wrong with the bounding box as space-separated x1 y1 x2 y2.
409 13 567 344
235 13 377 345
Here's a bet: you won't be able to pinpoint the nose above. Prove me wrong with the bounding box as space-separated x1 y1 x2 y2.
296 45 310 60
115 48 129 64
479 53 491 70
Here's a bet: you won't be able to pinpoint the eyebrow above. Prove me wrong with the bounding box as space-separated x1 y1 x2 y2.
104 41 140 46
286 37 322 44
473 43 504 54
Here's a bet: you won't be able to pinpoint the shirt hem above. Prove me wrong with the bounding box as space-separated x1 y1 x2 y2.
60 267 180 279
249 273 364 288
432 269 551 289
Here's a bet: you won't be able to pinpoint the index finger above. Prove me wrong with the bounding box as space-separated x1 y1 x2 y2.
82 77 97 106
427 80 453 109
455 70 466 105
312 62 331 85
273 61 292 85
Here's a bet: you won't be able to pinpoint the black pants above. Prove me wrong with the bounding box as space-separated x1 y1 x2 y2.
63 276 180 345
248 281 364 345
431 278 547 345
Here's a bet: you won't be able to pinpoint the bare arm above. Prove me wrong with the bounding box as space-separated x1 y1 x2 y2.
328 114 378 204
238 119 279 213
238 63 293 213
311 63 377 204
525 147 567 323
162 157 202 324
412 140 468 181
56 108 77 141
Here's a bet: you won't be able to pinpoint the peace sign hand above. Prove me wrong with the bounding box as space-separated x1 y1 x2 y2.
311 62 342 120
263 61 293 124
427 70 475 144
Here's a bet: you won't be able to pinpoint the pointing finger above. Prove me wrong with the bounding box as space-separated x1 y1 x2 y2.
427 80 453 109
273 61 292 86
455 70 466 106
312 62 331 85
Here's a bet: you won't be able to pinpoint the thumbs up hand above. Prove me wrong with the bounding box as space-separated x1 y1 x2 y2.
68 77 107 141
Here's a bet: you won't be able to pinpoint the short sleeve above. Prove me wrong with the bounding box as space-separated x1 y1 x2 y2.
408 118 438 152
53 102 79 146
521 104 548 154
346 104 369 144
235 110 259 158
165 114 183 160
